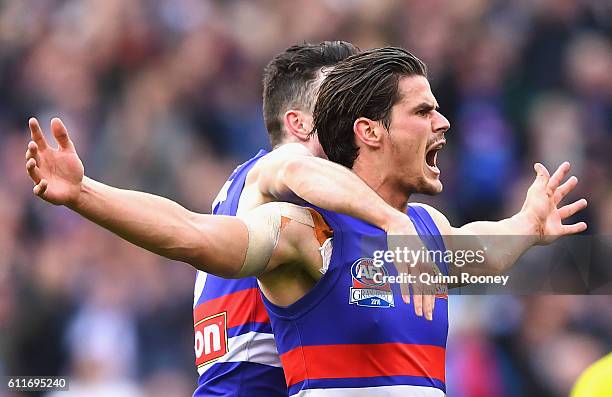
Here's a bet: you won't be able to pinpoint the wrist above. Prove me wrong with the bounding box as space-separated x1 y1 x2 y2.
66 176 89 211
513 210 541 244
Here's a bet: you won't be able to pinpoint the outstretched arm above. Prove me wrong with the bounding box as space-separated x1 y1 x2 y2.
73 178 254 277
26 117 252 276
421 162 587 278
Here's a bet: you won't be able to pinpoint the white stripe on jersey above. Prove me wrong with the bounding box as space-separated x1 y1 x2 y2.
197 331 281 375
193 270 207 308
294 385 445 397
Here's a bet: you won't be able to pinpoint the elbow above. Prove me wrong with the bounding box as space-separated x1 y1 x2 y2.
279 157 306 187
283 157 306 175
263 157 308 200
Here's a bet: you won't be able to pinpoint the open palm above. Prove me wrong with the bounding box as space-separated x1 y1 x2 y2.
522 162 587 245
26 118 84 206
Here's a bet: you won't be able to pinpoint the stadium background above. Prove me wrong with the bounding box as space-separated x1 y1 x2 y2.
0 0 610 396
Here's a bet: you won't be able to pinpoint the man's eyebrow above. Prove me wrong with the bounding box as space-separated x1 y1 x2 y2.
412 102 439 111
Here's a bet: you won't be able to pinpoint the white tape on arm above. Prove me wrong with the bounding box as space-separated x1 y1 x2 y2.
236 203 314 277
237 206 281 277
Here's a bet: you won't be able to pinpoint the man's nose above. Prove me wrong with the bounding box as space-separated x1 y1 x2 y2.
433 110 450 134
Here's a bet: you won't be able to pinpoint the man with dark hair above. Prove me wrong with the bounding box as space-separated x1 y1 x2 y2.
25 42 432 397
314 47 428 170
262 41 357 149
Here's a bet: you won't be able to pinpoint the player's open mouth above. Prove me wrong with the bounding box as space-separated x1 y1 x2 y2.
425 140 445 174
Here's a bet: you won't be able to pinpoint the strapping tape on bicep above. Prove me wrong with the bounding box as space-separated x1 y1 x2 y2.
236 203 315 277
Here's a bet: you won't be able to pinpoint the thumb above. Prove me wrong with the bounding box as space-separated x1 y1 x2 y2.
51 118 75 151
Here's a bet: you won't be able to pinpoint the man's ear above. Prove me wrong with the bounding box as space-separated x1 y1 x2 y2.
354 117 383 149
283 110 311 142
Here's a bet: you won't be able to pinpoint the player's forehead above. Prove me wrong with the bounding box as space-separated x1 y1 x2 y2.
396 75 437 108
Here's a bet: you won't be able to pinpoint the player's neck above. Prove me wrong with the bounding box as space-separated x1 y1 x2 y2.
352 161 410 213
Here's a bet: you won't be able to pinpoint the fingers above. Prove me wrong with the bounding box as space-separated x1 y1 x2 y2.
396 259 410 304
412 290 435 320
547 161 571 193
400 274 410 304
25 141 41 164
562 222 587 235
416 262 435 320
422 294 434 321
387 234 437 320
26 157 43 184
559 199 588 220
29 117 48 150
412 288 423 317
33 179 48 197
554 176 578 205
409 263 437 320
534 162 550 180
50 117 75 151
389 251 411 304
431 293 435 316
30 116 76 152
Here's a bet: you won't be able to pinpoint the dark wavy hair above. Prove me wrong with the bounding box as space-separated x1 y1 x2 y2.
313 47 427 168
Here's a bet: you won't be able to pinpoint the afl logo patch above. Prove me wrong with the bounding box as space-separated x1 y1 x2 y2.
349 258 395 308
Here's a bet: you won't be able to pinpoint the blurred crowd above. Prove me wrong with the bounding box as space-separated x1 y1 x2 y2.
0 0 611 396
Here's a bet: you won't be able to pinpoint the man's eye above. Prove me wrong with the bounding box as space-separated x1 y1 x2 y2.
417 109 429 116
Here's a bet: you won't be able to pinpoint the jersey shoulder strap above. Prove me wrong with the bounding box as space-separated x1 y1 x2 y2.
213 149 268 215
408 204 449 275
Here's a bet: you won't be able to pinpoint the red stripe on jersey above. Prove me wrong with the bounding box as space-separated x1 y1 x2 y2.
280 343 445 386
194 288 270 329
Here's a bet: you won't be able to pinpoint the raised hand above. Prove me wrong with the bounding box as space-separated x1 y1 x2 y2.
521 162 588 245
25 117 84 206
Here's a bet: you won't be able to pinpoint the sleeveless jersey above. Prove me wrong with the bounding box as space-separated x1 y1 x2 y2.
262 204 449 397
192 149 288 397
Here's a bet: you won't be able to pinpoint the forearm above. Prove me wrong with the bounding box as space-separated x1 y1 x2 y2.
276 157 402 230
70 177 245 272
453 211 538 275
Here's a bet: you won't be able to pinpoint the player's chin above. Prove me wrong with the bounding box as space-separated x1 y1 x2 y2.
422 179 443 195
420 168 443 195
419 164 442 195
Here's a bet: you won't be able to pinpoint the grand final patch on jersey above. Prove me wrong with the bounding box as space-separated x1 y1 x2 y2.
349 258 395 308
